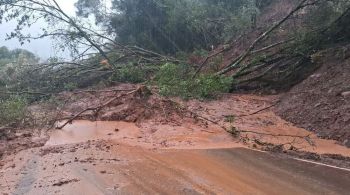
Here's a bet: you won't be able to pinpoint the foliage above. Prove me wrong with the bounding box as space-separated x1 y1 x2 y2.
111 66 147 83
0 46 40 90
305 0 350 29
0 96 28 126
286 3 350 58
0 0 111 61
76 0 263 54
155 63 232 99
0 46 39 67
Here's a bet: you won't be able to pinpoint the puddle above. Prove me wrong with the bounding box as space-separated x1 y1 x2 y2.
46 120 141 146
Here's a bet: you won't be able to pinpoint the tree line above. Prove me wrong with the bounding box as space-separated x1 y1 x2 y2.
0 0 349 97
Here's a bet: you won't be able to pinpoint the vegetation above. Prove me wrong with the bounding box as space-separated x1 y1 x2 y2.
0 96 28 126
155 63 232 99
77 0 263 54
0 0 349 106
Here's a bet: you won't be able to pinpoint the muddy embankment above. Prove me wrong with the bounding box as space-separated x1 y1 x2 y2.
2 83 350 161
276 45 350 147
40 83 350 156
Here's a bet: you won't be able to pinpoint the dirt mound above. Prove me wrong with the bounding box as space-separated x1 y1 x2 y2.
57 84 195 126
276 45 350 146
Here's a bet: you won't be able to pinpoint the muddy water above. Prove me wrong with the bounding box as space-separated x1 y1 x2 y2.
46 121 142 146
47 120 242 149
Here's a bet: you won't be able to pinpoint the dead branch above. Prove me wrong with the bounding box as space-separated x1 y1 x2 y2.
158 96 312 144
72 88 137 94
250 39 294 54
217 0 309 75
237 103 279 117
233 55 287 79
237 129 312 139
192 34 244 78
192 45 232 78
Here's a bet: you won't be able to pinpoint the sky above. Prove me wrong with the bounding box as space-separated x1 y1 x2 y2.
0 0 78 60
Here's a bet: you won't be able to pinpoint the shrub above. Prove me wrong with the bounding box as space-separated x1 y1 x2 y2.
155 63 232 99
0 96 28 126
111 66 147 83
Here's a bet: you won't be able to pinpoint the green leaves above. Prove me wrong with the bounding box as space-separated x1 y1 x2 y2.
0 96 28 126
155 63 232 99
111 65 147 84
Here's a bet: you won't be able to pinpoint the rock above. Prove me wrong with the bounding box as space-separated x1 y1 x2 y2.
310 73 322 78
341 91 350 98
52 179 79 186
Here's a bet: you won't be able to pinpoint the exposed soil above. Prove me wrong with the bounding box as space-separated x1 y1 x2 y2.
276 45 350 147
38 84 349 156
2 82 350 165
0 127 47 167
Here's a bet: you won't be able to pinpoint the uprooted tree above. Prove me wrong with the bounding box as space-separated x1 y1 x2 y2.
1 0 349 96
0 0 350 104
204 0 350 90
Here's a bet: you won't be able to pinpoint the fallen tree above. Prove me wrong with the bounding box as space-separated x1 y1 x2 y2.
193 0 350 91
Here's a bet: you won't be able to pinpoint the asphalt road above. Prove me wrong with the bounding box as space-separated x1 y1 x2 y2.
1 141 349 195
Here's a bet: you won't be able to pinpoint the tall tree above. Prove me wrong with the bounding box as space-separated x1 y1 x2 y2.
0 0 112 63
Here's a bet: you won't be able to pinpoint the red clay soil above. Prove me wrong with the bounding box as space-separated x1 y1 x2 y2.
53 85 350 157
276 45 350 147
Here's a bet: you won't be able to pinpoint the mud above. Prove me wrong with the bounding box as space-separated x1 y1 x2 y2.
2 83 350 194
50 85 350 156
0 128 47 167
1 141 350 195
183 94 350 157
47 120 240 150
276 45 350 146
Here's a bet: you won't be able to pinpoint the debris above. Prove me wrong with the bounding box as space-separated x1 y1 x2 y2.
52 179 79 186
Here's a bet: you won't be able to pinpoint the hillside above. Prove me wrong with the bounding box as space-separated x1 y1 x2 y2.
277 45 350 147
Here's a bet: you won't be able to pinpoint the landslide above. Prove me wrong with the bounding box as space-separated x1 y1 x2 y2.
276 45 350 147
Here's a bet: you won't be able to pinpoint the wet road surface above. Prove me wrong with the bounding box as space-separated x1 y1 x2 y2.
1 141 350 195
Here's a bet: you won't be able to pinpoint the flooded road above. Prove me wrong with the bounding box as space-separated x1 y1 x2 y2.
47 120 242 150
2 92 350 194
1 119 350 195
46 121 141 146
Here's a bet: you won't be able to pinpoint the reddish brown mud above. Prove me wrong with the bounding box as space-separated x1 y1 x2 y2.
1 85 350 194
1 142 349 195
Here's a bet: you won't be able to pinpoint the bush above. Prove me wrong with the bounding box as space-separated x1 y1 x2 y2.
155 63 232 99
111 66 147 83
0 96 28 126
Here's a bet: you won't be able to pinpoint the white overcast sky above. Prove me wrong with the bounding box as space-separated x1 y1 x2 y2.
0 0 78 59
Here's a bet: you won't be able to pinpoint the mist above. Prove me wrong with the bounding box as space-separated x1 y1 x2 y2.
0 0 78 60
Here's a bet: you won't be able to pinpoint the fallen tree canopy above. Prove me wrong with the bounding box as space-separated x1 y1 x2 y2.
209 0 350 91
1 0 349 98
